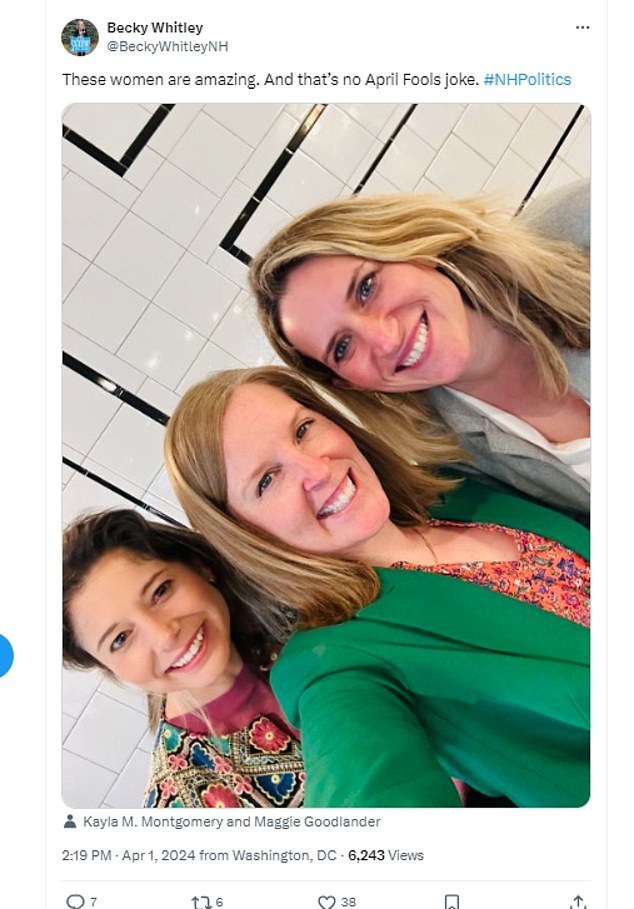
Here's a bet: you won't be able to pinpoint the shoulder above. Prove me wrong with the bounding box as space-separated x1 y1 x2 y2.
520 179 590 250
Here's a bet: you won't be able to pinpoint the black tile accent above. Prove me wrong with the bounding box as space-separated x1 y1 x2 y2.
63 353 169 426
219 104 327 264
517 105 585 213
63 104 175 177
353 105 417 193
63 457 184 526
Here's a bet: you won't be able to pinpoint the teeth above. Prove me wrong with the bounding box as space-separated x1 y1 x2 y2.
401 315 428 368
318 475 356 518
170 626 204 670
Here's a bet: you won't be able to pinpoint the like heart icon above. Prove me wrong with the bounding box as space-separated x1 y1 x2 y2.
318 898 336 909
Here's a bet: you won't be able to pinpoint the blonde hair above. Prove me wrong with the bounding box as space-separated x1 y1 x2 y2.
250 192 590 453
165 366 462 629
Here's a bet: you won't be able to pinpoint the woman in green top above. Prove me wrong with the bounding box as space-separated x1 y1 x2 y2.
164 365 590 808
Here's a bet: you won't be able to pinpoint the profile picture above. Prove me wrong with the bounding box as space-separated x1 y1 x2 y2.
61 19 99 56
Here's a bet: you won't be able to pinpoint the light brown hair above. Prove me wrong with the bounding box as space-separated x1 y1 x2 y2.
165 365 462 628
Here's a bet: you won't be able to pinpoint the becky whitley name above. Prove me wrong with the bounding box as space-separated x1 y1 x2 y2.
107 21 207 37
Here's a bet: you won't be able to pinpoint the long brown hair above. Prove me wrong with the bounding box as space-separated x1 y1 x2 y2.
63 509 288 728
165 365 462 629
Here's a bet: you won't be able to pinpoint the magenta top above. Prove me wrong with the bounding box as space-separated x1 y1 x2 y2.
167 663 300 738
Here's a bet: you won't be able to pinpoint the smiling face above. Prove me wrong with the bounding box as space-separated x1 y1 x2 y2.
279 255 477 392
69 551 241 711
222 382 392 561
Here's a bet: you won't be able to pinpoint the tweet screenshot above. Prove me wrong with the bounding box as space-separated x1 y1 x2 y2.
6 1 609 905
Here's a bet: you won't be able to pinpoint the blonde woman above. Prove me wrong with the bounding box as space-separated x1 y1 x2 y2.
249 183 590 521
164 366 589 809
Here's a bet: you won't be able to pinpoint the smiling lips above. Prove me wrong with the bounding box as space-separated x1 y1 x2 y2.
317 472 357 518
396 313 429 372
168 624 206 672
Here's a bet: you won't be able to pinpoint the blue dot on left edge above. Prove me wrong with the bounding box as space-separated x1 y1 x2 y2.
0 635 14 677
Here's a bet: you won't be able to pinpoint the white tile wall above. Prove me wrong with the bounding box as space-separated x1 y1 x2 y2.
62 101 590 807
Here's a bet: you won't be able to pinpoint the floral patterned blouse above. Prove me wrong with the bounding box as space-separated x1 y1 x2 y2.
392 520 590 628
143 666 305 808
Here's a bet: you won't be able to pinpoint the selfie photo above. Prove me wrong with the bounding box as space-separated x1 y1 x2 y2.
62 101 590 809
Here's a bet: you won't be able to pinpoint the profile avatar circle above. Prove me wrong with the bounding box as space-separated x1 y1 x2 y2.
61 19 99 56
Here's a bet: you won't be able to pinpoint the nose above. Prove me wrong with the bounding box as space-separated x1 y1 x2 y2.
295 452 331 492
141 613 179 652
358 313 399 354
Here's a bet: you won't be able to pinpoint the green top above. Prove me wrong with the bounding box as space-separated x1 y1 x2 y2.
271 479 590 808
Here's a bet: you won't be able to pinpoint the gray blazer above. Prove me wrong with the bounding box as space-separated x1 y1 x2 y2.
425 349 589 522
424 181 590 522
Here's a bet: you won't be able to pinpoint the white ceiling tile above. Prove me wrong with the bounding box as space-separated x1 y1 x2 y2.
95 213 183 298
63 749 116 808
62 173 126 259
62 666 102 718
203 103 284 146
407 104 465 150
208 248 250 288
237 198 295 259
210 290 276 366
454 104 520 165
62 368 121 454
63 471 140 526
540 103 583 129
559 121 591 177
148 104 203 157
88 405 165 488
62 245 90 300
425 134 493 195
170 111 252 195
62 140 140 209
154 252 240 338
501 104 533 123
188 180 252 262
340 103 404 137
376 127 436 191
63 265 148 352
510 108 564 171
63 325 146 392
104 748 152 808
268 151 344 216
63 103 153 160
238 112 300 191
483 148 537 203
300 105 375 182
176 340 244 394
124 146 165 191
136 377 179 416
118 304 205 389
99 677 149 712
64 692 149 774
132 161 218 247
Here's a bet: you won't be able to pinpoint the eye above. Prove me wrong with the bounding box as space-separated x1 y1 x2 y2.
257 471 274 497
152 579 172 603
295 419 313 441
333 335 351 365
358 272 375 304
110 630 129 653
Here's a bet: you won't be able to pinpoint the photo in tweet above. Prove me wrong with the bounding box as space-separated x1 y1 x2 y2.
61 101 590 812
